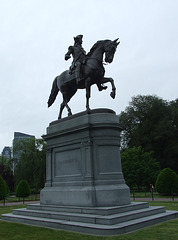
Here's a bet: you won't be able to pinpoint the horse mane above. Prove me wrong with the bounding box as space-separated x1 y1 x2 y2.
87 40 110 57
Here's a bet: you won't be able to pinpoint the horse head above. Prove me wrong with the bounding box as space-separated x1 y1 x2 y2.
104 38 120 63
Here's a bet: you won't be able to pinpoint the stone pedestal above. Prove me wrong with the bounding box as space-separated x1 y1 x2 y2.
40 109 130 207
3 109 177 235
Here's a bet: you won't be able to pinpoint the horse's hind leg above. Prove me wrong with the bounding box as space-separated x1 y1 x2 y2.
63 92 73 116
59 88 77 119
64 100 72 116
58 101 65 119
58 99 72 119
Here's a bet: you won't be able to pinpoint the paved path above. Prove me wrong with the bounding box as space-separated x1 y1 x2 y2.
132 198 178 201
0 201 40 207
1 198 178 207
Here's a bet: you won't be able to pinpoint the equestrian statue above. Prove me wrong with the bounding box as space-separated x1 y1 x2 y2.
48 35 120 119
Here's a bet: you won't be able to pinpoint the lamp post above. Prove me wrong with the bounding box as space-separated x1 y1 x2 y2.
150 184 154 201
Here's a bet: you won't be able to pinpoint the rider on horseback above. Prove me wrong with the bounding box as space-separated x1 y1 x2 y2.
65 34 86 84
65 35 107 91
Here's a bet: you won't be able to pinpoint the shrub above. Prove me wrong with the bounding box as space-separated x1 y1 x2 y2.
155 168 178 195
15 180 31 204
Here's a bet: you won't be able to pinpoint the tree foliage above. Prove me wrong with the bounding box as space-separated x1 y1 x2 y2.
0 175 7 200
14 138 46 192
0 175 9 205
0 156 14 191
155 168 178 195
15 180 31 204
121 146 160 190
119 95 178 173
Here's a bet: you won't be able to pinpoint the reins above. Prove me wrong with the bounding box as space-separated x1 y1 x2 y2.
86 57 108 65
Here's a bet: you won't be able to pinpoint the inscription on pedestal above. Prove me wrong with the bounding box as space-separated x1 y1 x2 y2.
54 148 82 177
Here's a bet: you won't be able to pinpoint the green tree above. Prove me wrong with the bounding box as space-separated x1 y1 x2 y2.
0 156 14 191
166 99 178 173
15 180 31 204
14 138 46 192
121 146 160 190
0 175 7 205
5 181 10 197
119 95 178 173
155 168 178 196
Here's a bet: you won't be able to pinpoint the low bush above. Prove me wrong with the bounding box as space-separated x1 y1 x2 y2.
155 168 178 195
15 180 31 204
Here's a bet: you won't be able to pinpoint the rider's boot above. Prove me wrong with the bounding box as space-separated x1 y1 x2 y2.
75 70 81 84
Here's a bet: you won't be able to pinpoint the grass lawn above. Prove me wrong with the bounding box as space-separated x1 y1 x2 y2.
0 201 177 240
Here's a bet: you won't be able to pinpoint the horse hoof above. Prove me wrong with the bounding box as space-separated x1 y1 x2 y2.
86 108 91 113
68 112 72 116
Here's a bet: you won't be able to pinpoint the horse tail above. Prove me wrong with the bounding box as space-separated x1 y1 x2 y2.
48 77 59 107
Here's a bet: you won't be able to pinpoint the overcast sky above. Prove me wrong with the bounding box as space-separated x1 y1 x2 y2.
0 0 178 152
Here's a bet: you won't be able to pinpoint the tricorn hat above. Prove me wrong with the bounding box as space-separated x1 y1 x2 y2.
74 34 83 41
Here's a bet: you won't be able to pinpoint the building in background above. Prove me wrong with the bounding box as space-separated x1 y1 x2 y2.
1 146 12 159
13 132 35 147
12 132 35 172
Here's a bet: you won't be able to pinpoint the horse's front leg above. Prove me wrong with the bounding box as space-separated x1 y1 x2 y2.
101 77 116 99
85 79 91 112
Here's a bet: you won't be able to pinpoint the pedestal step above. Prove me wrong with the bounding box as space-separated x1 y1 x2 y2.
2 202 178 235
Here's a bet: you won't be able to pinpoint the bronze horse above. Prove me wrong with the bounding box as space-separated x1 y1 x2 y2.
48 38 120 119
